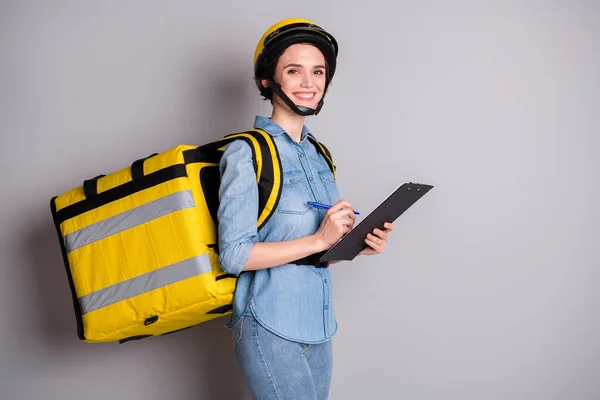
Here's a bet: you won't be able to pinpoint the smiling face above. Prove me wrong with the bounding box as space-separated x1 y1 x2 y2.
262 43 327 113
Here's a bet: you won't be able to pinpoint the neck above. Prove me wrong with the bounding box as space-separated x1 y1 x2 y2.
271 105 306 143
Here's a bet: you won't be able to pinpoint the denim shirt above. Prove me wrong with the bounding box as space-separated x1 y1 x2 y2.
217 115 340 344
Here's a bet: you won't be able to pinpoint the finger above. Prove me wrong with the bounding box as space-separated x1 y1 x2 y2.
360 243 375 255
383 222 395 231
334 199 354 209
372 228 387 240
331 208 356 221
326 209 350 223
340 224 352 236
329 199 354 213
366 233 384 246
364 237 382 253
338 217 355 230
375 235 386 250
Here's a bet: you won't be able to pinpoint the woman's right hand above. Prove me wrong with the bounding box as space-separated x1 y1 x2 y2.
313 200 357 252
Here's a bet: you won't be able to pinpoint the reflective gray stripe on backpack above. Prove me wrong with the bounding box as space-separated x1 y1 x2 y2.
78 253 212 314
64 190 195 253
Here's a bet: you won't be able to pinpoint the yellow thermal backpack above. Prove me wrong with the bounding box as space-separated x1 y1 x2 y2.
50 129 336 343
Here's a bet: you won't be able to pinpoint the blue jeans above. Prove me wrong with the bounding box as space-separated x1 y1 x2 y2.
232 311 333 399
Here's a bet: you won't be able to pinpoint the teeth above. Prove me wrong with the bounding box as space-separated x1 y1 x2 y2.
295 93 314 99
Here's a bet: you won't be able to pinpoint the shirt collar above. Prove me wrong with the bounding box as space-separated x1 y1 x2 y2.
253 115 311 143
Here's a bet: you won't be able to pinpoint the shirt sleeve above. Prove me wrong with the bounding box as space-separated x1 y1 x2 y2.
217 139 259 276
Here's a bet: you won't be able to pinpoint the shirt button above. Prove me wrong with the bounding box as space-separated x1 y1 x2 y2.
324 279 328 283
308 176 313 181
324 305 329 310
299 154 304 158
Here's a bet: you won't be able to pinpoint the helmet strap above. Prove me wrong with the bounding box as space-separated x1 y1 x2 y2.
267 77 325 116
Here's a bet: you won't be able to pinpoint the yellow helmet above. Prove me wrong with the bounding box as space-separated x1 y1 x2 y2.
253 18 339 116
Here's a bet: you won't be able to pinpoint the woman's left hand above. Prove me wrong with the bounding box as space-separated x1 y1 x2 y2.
359 222 395 256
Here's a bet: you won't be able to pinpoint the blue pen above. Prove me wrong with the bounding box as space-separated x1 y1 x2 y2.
307 201 360 215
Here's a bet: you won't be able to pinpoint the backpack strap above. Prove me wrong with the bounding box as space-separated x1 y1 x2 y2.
307 134 336 179
229 129 282 230
193 129 282 231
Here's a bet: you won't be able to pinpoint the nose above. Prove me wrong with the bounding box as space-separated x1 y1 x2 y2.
300 72 314 88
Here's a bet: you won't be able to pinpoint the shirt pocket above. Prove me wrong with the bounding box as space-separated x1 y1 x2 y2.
278 170 311 215
318 168 340 205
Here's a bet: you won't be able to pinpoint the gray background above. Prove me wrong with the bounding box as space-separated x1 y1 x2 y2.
1 1 599 399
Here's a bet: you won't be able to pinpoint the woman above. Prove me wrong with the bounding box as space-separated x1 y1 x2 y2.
217 18 394 399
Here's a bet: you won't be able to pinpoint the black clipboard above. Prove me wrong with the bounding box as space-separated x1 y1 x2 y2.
318 182 434 262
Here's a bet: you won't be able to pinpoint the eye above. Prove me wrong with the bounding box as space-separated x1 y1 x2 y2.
287 69 299 74
314 70 325 75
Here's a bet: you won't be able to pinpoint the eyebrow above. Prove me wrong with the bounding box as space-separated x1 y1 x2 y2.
284 63 326 69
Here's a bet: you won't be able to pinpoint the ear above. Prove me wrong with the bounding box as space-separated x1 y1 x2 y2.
261 79 269 89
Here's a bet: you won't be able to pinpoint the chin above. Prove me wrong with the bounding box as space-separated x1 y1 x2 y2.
300 102 319 109
296 98 321 109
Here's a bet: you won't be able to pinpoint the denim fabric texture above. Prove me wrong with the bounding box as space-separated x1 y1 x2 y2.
217 115 340 344
232 309 333 400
